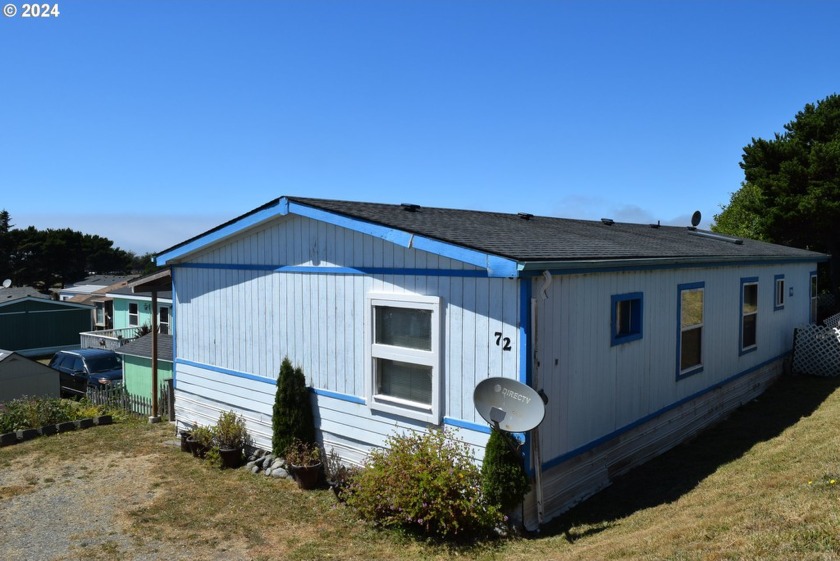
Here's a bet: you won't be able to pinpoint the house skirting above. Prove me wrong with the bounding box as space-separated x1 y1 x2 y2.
525 357 784 530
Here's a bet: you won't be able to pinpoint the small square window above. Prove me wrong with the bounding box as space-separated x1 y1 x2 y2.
611 293 643 346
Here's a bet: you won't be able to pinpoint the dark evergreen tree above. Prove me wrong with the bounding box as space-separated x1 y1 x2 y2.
481 428 530 513
272 357 315 456
714 94 840 296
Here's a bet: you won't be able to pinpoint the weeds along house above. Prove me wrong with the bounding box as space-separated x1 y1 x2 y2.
156 196 826 528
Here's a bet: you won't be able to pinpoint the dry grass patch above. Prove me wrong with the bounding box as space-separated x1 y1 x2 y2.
3 374 840 560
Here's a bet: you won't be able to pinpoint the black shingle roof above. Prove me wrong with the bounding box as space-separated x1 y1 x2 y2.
116 333 173 362
288 197 825 263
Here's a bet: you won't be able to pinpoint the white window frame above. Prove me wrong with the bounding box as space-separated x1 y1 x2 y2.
365 292 442 424
774 275 785 311
94 302 105 327
159 306 170 335
677 282 704 378
128 302 139 326
740 278 759 354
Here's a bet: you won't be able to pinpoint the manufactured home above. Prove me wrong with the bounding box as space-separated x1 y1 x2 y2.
156 196 826 528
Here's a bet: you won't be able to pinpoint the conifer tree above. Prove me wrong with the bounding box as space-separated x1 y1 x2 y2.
481 428 531 513
272 357 315 456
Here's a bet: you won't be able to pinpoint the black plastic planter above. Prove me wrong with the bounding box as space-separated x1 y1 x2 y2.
39 425 58 436
56 421 76 433
16 428 39 441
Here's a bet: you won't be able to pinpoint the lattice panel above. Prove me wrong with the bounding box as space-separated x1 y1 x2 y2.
823 312 840 329
793 325 840 377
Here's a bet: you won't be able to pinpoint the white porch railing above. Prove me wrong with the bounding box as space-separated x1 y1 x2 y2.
79 327 140 350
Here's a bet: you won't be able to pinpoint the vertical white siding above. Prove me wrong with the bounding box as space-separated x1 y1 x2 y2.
534 262 815 488
173 215 519 459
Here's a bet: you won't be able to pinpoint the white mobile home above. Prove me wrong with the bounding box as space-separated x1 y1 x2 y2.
157 196 826 528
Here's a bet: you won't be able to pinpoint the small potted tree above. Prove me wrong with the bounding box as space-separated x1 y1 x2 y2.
213 410 249 469
187 424 213 459
285 438 322 489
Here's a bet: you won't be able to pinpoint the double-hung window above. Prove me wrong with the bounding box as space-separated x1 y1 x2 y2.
128 302 139 326
810 272 818 323
774 275 785 311
740 278 758 354
366 293 441 423
677 282 704 378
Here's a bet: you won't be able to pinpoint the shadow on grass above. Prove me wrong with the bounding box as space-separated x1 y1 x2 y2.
539 373 840 541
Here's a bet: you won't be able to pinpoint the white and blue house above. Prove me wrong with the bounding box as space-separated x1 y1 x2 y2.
156 196 826 528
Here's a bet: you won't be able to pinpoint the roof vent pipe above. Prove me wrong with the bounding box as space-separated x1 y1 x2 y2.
518 213 534 220
601 218 614 225
401 203 421 212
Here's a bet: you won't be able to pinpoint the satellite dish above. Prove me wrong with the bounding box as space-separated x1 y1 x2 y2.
691 210 702 228
1 279 10 289
473 377 546 433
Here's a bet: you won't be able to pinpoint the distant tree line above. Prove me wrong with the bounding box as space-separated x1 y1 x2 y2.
0 210 158 290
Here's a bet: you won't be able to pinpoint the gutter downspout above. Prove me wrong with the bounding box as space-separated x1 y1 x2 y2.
531 270 552 527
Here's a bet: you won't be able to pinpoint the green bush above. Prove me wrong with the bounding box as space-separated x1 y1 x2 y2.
272 357 315 456
0 396 76 432
345 427 505 539
481 428 531 513
213 410 249 449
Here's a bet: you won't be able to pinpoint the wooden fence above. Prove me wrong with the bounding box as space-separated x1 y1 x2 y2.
86 380 174 419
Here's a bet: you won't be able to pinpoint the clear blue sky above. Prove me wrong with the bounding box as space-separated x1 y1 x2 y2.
2 0 838 255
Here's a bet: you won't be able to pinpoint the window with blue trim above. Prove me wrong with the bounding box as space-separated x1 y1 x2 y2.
611 292 643 346
774 275 785 311
740 278 758 354
678 283 704 377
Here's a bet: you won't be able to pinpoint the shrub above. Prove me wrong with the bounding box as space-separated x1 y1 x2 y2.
214 410 249 449
0 396 75 432
271 357 315 456
345 427 504 539
481 428 531 513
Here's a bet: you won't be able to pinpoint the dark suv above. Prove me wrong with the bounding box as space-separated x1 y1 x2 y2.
48 349 123 398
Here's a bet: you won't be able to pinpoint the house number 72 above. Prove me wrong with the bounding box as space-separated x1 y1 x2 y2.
494 332 512 351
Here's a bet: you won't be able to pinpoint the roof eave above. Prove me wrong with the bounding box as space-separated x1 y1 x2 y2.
517 253 829 274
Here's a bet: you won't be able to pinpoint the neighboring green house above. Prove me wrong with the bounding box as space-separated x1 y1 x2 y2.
115 333 173 403
0 287 92 357
108 286 172 335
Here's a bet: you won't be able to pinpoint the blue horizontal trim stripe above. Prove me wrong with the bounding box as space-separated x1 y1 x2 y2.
175 262 488 278
176 358 275 386
542 353 788 471
177 263 276 271
443 417 491 434
311 388 366 405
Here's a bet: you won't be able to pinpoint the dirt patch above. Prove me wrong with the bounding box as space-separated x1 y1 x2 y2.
0 447 252 561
